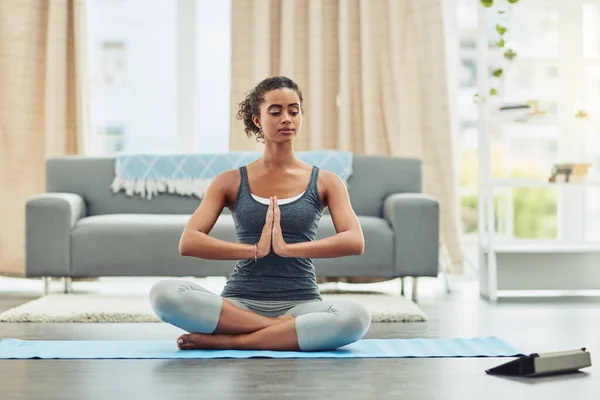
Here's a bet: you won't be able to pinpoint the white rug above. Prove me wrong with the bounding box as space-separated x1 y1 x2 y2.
0 293 427 323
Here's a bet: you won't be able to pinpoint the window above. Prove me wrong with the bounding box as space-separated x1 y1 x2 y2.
85 0 231 156
100 41 126 86
456 0 600 243
104 125 125 153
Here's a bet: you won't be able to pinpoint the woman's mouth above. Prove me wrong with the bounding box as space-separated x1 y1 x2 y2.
279 128 294 135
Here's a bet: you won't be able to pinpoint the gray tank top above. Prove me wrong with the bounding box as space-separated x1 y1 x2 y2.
220 165 323 301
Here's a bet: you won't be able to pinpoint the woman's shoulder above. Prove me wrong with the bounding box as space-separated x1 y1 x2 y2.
208 168 244 208
317 169 348 204
317 169 345 187
208 168 243 198
212 168 242 186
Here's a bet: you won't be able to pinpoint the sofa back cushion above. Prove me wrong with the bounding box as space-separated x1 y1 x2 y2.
46 154 421 217
345 155 421 217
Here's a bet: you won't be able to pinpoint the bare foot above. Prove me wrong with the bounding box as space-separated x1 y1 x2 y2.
276 314 294 322
177 333 239 350
177 317 300 351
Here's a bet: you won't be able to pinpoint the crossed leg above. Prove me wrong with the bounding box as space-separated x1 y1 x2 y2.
149 279 288 335
149 279 371 352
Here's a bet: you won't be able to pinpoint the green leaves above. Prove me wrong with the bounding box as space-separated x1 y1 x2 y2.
477 0 520 101
504 49 517 60
473 90 498 101
481 0 519 9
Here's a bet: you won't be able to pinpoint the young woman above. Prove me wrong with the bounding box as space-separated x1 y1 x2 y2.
150 76 370 352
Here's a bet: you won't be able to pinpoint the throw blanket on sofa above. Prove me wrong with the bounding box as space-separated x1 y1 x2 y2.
111 150 353 200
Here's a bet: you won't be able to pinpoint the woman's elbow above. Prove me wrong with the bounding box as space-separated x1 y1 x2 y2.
179 239 190 257
351 238 365 256
179 233 195 257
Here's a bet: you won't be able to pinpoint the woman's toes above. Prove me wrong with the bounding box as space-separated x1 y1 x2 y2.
176 333 207 350
177 334 196 350
177 334 190 345
179 342 196 350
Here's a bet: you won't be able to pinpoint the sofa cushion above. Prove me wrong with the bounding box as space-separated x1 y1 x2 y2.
314 215 394 276
46 155 421 217
70 214 394 277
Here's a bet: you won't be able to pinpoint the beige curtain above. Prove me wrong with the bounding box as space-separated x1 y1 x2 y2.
230 0 462 273
0 0 87 276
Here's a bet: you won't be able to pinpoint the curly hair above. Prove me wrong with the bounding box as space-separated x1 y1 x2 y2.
236 76 304 142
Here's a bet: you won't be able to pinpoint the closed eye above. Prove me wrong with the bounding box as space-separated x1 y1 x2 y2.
269 110 299 116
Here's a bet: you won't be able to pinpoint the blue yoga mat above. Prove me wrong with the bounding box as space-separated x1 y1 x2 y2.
0 337 521 359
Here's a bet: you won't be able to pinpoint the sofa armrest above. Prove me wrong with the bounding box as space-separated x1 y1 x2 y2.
383 193 439 277
25 193 86 277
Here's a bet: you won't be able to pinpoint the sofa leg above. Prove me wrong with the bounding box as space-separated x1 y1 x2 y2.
442 270 451 294
63 277 73 294
439 256 452 294
412 277 418 302
43 277 51 296
400 278 405 296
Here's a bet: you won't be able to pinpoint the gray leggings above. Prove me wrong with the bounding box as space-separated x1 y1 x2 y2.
149 279 371 351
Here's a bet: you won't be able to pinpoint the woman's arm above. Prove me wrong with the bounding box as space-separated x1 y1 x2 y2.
179 171 258 260
283 170 364 258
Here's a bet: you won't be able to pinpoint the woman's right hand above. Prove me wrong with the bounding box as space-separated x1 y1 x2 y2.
256 197 274 258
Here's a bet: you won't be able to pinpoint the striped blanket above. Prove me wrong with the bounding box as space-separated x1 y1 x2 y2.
110 150 353 200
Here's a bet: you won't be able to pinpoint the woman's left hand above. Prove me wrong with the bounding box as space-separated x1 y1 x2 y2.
271 197 290 257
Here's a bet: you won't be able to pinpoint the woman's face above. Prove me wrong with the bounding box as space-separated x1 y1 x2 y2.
253 88 302 143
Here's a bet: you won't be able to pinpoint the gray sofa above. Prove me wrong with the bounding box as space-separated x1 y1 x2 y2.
25 154 440 298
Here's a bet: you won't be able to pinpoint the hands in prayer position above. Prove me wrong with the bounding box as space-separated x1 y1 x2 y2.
256 197 289 258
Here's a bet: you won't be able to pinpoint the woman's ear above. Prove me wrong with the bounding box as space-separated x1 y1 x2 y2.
252 115 261 130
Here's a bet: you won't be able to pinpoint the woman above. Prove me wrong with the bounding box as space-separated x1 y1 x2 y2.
150 76 370 352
